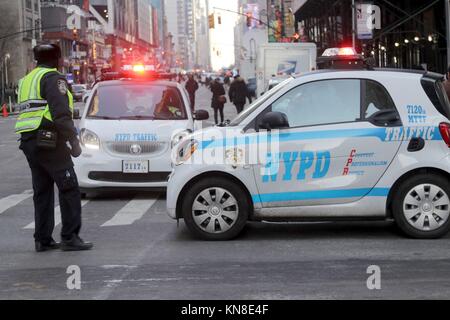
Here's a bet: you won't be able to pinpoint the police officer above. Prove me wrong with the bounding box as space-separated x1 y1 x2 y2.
16 44 93 252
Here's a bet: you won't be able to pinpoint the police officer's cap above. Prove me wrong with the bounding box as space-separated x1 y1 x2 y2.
33 43 62 63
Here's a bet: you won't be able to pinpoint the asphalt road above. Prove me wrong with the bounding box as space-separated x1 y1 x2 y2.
1 85 450 300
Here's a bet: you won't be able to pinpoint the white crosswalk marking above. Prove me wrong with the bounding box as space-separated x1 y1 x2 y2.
24 200 89 230
101 197 158 227
0 190 33 215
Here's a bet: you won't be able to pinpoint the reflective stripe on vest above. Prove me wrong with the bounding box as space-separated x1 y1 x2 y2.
15 67 74 134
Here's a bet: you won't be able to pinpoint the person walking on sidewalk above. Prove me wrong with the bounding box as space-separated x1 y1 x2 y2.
185 74 199 111
229 75 249 114
210 78 226 125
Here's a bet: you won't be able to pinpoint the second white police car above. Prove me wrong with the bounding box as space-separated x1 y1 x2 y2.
74 65 209 196
167 51 450 240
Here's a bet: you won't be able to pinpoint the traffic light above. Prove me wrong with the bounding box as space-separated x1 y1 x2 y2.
246 13 252 27
72 28 78 40
218 14 222 25
208 14 215 29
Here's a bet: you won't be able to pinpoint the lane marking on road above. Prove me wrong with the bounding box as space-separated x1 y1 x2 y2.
24 200 89 229
101 196 158 227
0 190 33 215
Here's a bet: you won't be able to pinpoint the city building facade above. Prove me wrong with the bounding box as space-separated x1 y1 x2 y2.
193 0 211 70
0 0 42 99
234 0 269 81
164 0 202 70
294 0 449 73
164 0 195 69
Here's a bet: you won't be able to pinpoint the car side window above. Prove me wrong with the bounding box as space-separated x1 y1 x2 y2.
363 80 397 119
270 79 361 128
87 90 100 117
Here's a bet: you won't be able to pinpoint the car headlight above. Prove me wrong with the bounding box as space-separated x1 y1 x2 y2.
172 139 198 166
80 128 100 150
171 129 192 149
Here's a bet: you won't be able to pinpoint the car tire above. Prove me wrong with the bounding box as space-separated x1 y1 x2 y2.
393 173 450 239
181 177 250 240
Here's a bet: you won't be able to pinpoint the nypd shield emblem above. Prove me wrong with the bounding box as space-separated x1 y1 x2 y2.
57 79 68 95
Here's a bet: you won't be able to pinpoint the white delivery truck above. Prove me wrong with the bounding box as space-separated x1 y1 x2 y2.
256 43 317 98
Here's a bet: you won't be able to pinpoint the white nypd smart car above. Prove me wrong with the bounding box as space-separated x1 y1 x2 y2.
167 66 450 240
74 69 209 196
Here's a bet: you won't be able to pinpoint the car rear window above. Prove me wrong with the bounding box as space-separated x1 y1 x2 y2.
87 84 187 120
421 78 450 120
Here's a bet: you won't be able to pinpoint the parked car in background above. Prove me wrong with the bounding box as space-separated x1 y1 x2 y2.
72 84 87 102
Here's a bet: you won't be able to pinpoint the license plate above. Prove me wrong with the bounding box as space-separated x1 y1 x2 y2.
123 160 149 173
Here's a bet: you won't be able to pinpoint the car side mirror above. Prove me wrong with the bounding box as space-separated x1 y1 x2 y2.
367 109 401 127
194 109 209 121
259 111 289 130
73 108 81 120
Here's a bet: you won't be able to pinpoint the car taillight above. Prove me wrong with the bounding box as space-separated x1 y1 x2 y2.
439 123 450 147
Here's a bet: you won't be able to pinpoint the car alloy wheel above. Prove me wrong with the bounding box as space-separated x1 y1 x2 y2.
191 187 239 234
403 183 450 232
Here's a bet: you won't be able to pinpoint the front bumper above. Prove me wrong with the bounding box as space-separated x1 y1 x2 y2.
74 147 172 189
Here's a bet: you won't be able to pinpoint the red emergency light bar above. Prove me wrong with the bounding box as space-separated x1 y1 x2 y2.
98 69 176 83
321 47 358 57
122 64 156 72
317 47 368 70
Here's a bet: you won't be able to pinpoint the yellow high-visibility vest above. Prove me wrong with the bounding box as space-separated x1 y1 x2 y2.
15 67 74 134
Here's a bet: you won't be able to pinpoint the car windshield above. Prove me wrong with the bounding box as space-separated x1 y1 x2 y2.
228 77 294 126
87 83 187 120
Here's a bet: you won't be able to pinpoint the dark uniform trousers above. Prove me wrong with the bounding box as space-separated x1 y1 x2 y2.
20 136 81 243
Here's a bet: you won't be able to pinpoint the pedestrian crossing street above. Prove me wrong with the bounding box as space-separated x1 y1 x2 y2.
0 190 166 230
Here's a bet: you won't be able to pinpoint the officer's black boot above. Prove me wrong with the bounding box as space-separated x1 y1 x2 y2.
61 235 93 251
35 239 60 252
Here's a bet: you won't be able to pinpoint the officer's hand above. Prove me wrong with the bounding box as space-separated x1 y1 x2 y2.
70 140 82 158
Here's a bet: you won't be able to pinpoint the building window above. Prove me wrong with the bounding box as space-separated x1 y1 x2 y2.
25 0 32 10
26 17 33 38
34 20 40 40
